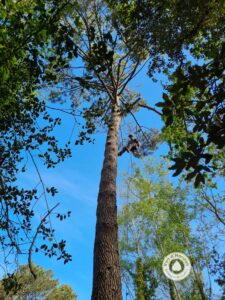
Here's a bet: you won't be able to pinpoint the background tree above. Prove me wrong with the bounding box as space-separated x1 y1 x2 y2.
118 158 216 299
0 264 77 300
47 284 76 300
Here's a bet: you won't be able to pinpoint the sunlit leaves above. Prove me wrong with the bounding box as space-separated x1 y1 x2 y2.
0 264 77 299
118 158 206 298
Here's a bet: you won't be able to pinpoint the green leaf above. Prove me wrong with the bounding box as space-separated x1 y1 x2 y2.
185 171 197 181
194 173 205 188
162 93 170 102
155 102 164 107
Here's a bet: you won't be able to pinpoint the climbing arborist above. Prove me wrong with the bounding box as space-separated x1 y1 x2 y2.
118 134 140 157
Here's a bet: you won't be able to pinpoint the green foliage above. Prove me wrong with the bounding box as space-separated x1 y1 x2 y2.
0 0 76 272
107 0 225 187
47 284 76 300
134 257 157 300
107 0 224 73
0 0 75 109
135 257 146 300
119 157 208 299
161 46 225 186
0 264 77 300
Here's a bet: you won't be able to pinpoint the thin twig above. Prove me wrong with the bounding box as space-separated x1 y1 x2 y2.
118 62 139 96
28 203 59 279
138 103 162 116
121 96 150 144
46 106 80 117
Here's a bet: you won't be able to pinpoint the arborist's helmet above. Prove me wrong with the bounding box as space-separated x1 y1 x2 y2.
128 134 134 139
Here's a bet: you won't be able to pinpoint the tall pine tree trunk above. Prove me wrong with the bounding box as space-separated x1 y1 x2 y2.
91 107 122 300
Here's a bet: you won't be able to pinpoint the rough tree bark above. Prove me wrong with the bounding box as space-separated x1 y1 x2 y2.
91 104 122 300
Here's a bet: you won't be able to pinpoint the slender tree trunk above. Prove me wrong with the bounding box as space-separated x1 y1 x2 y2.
91 107 122 300
135 257 146 300
191 264 207 300
168 280 176 300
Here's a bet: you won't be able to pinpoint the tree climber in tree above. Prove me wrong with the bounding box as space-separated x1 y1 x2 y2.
118 134 140 157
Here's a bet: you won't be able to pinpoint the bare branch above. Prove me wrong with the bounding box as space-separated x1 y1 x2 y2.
201 190 225 227
138 103 162 116
46 106 81 117
28 151 50 216
28 203 59 279
118 62 139 96
120 96 150 144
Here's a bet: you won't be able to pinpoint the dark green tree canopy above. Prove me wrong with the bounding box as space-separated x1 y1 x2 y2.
107 0 224 71
0 264 77 300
